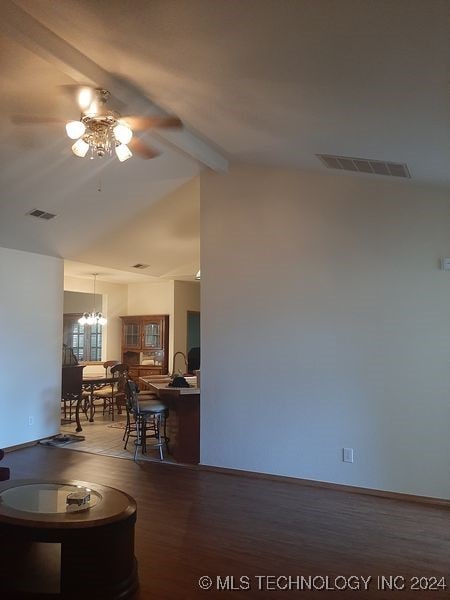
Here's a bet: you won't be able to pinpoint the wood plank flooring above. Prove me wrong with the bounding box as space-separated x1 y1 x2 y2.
2 446 449 599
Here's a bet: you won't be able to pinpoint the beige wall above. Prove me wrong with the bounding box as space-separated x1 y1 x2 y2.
127 280 174 315
63 291 102 313
173 281 200 369
64 275 127 361
1 248 63 447
200 165 450 499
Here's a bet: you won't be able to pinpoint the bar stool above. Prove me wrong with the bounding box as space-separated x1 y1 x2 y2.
124 380 169 461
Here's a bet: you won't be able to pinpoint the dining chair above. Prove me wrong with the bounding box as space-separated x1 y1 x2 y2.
110 363 129 418
91 360 121 419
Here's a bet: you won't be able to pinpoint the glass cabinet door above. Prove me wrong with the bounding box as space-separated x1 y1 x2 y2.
143 321 162 349
121 315 169 374
124 321 140 348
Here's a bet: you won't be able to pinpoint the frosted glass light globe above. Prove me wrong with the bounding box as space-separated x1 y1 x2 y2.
72 138 89 158
66 120 86 139
115 143 132 162
113 123 132 145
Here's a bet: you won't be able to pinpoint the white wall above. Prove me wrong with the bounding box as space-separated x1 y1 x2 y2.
173 281 200 362
0 247 63 447
127 280 174 368
200 166 450 499
64 276 127 361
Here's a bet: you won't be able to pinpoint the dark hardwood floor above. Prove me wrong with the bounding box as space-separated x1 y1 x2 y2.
2 446 449 599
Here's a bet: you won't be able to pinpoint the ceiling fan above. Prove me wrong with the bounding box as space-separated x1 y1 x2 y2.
12 86 182 162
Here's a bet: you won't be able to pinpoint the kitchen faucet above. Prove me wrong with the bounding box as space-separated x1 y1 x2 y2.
171 351 188 376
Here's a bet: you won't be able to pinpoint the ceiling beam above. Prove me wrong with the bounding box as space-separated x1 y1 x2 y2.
1 0 228 172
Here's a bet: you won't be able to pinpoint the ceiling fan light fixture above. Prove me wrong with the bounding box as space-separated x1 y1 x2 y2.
114 123 133 145
72 138 89 157
59 87 179 162
115 143 132 162
66 120 86 139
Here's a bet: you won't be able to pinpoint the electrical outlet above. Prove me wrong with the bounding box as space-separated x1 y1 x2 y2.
28 416 34 426
343 447 354 463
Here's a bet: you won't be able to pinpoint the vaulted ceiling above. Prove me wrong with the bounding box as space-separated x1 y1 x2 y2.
0 0 448 281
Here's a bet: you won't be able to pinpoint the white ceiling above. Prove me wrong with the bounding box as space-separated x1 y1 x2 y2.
64 260 160 284
74 177 200 280
0 0 448 279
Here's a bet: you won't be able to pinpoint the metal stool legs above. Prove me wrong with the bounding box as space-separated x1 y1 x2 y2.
132 412 167 461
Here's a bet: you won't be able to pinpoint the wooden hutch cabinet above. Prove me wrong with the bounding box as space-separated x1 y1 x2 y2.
120 315 169 380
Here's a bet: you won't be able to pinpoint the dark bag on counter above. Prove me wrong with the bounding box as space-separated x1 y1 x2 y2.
169 376 190 388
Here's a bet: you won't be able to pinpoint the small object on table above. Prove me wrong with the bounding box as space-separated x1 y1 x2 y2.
66 490 91 507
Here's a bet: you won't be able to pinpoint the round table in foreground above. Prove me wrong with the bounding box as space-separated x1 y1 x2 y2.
0 479 138 599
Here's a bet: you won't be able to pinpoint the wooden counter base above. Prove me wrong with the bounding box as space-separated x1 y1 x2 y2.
140 379 200 465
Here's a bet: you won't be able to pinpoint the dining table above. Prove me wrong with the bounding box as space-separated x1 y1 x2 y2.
74 375 114 433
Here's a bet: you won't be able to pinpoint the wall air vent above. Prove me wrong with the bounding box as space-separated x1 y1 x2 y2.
27 209 57 220
317 154 411 178
131 263 150 269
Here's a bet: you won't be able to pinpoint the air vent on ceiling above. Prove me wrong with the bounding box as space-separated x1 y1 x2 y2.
27 208 57 220
131 263 150 269
317 154 411 178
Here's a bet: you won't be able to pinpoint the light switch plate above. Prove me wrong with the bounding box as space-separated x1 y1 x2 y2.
343 447 354 463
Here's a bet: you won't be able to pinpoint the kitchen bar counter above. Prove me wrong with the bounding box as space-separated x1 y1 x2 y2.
139 377 200 465
142 381 200 395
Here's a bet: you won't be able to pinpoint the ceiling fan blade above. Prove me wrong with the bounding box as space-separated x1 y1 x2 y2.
121 115 182 131
129 137 160 159
11 115 66 125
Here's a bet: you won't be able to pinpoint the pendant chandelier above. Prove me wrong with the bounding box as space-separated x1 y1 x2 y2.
78 274 107 326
